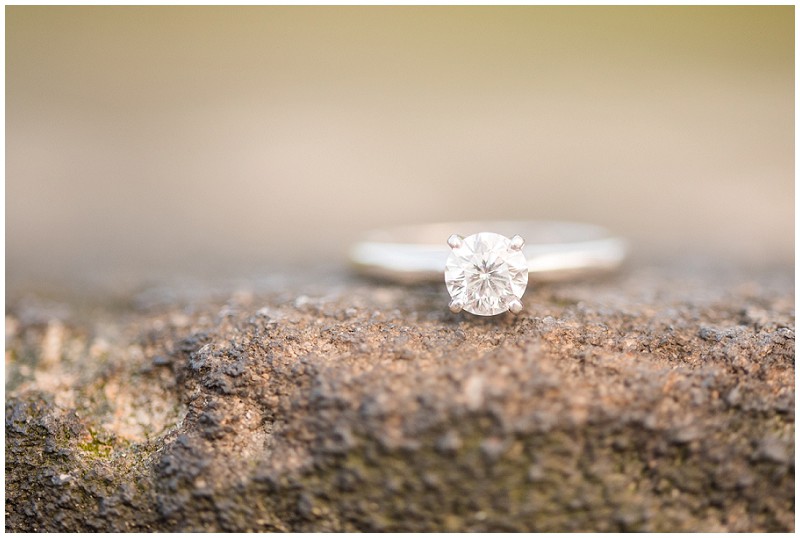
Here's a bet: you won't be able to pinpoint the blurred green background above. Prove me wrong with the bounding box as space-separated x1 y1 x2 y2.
6 6 794 289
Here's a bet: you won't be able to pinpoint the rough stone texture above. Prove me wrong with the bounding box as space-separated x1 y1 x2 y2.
5 258 795 531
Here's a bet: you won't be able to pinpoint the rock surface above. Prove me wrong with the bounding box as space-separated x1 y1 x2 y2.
5 258 795 531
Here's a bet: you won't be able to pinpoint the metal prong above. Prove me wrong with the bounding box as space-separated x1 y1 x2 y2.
447 234 464 249
449 299 464 313
508 298 523 314
510 234 525 251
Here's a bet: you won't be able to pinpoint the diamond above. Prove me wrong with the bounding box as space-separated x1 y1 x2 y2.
444 232 528 316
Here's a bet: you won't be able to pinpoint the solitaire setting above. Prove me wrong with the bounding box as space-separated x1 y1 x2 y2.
349 221 626 317
445 232 528 316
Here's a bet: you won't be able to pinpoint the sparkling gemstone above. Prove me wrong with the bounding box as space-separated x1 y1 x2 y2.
445 232 528 316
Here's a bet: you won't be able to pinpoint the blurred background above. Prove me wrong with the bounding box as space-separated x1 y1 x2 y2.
6 6 794 291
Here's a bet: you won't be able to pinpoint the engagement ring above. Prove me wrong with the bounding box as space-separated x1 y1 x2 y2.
350 221 626 316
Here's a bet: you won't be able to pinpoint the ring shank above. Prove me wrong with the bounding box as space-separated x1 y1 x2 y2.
349 221 627 284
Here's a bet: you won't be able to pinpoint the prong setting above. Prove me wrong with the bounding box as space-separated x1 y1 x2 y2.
444 232 528 316
507 298 523 314
447 234 464 250
510 234 525 251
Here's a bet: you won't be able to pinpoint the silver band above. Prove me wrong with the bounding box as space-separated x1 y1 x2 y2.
350 221 627 284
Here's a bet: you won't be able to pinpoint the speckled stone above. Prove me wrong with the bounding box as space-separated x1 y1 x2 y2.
5 258 794 531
